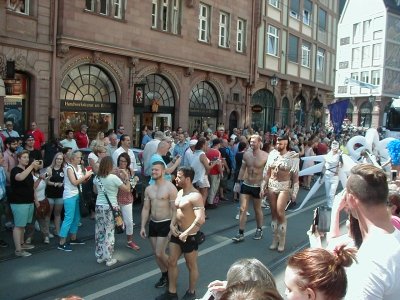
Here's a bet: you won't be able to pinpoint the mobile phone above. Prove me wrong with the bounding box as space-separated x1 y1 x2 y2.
86 166 93 172
392 170 397 181
38 160 43 165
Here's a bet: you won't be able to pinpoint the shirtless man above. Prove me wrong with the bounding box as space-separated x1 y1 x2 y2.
232 135 268 242
260 135 299 252
156 166 205 300
140 161 178 289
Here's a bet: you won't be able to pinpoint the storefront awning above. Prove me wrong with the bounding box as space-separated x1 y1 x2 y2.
0 78 5 97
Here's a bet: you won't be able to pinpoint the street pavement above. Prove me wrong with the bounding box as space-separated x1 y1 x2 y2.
0 182 334 300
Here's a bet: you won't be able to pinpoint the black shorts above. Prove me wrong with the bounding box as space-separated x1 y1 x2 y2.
240 183 261 199
149 219 171 237
170 232 200 253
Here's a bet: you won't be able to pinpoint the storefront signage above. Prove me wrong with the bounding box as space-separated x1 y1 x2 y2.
4 79 21 95
252 104 263 112
61 100 114 111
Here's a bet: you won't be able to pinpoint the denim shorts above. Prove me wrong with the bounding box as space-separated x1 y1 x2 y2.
47 197 64 205
11 203 34 227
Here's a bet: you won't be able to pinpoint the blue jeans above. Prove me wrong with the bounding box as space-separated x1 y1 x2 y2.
59 194 80 238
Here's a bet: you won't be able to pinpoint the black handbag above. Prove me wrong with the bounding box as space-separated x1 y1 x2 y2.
96 176 124 234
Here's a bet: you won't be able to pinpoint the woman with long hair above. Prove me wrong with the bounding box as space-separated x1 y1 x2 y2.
285 247 356 300
45 152 65 237
58 150 93 251
203 258 281 300
10 151 41 256
94 156 131 266
115 152 140 251
90 131 106 150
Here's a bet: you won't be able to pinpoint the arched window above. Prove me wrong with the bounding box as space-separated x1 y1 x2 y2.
188 81 219 133
294 94 306 126
280 97 290 127
143 74 175 107
346 102 354 123
189 81 219 111
359 101 372 128
60 64 116 102
59 64 117 138
251 89 275 132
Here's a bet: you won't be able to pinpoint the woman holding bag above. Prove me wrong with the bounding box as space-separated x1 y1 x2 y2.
58 150 93 252
115 152 140 251
93 156 131 267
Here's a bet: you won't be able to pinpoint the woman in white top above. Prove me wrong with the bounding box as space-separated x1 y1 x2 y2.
58 150 93 251
93 156 131 267
87 145 108 219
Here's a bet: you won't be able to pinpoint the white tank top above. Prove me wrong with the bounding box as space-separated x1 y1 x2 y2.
63 164 83 199
191 150 206 184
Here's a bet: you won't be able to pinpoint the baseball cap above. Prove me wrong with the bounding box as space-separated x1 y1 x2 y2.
25 134 34 141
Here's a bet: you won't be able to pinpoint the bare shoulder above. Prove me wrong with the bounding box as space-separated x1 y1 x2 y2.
189 191 204 205
165 181 178 193
243 150 252 161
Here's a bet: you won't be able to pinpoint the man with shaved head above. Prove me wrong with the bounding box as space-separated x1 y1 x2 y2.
232 135 268 243
148 140 181 185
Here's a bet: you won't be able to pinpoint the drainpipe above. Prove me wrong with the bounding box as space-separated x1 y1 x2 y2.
50 0 59 140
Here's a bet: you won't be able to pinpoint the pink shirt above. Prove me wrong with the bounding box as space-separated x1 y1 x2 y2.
391 216 400 230
2 149 17 185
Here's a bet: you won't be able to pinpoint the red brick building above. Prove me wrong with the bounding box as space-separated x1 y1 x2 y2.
0 1 338 146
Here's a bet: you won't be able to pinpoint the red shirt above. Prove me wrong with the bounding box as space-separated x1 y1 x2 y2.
206 148 221 175
27 129 45 150
74 131 89 149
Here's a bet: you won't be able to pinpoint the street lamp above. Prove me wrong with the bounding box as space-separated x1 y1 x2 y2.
269 74 279 130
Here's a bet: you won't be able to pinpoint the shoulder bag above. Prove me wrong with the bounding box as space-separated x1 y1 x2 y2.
95 176 124 234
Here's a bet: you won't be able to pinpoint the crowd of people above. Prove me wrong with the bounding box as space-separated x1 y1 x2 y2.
0 119 399 300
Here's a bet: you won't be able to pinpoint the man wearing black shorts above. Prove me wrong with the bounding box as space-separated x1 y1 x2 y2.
140 162 177 289
156 166 206 300
232 135 268 242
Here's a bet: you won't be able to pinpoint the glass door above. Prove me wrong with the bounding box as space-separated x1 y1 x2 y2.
153 114 171 132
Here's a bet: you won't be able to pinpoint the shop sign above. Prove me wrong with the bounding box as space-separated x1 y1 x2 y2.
252 104 263 112
4 79 21 95
61 100 114 111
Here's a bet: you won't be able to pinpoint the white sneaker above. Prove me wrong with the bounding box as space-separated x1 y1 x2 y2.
15 250 32 257
235 214 239 220
97 258 106 264
25 237 32 245
48 233 54 238
261 199 268 208
44 237 50 244
106 258 117 266
246 211 250 216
